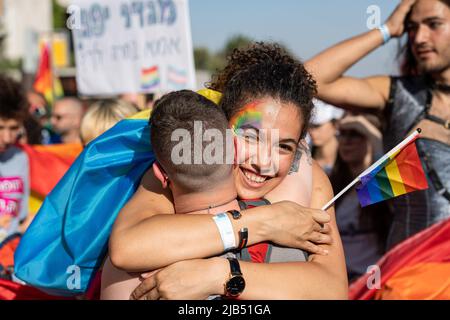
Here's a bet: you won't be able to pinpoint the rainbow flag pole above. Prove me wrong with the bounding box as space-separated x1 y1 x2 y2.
322 128 425 211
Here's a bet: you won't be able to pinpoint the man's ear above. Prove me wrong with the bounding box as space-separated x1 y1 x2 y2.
152 162 169 189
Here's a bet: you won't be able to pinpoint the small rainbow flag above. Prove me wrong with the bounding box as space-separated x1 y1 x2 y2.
140 66 160 90
355 130 428 207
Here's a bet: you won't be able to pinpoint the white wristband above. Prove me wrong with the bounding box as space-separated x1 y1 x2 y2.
377 24 391 44
213 213 236 251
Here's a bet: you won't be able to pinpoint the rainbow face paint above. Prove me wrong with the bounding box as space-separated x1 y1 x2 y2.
230 101 263 133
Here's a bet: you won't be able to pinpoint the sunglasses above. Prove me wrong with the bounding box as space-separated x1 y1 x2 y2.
52 114 65 121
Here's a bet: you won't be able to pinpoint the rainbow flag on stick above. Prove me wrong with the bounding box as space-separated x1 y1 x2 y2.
322 129 428 210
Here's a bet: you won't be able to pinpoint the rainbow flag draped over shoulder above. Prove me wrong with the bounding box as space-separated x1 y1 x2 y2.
14 90 222 296
355 130 428 207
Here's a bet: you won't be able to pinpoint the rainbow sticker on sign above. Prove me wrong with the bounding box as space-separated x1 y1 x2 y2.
167 65 188 89
141 66 160 90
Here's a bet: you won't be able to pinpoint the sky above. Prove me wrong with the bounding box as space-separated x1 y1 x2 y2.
189 0 405 77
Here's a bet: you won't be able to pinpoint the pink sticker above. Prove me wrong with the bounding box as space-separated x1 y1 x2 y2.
0 177 24 194
0 197 19 217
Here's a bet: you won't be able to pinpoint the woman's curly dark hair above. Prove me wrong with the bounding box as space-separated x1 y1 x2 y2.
0 74 28 121
214 42 317 138
208 42 298 92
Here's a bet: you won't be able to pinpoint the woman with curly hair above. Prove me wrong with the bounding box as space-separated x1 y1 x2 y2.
106 43 347 299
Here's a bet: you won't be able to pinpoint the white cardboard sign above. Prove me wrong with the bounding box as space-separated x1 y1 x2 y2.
71 0 196 95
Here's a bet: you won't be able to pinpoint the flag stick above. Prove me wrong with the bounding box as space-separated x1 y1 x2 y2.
321 128 421 211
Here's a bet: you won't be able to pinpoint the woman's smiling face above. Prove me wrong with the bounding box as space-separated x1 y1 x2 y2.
232 97 303 199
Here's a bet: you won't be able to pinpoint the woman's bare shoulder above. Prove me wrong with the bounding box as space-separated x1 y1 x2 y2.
265 148 313 206
310 160 334 210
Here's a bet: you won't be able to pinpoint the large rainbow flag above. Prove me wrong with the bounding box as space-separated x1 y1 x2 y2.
349 217 450 300
19 143 83 215
355 130 428 207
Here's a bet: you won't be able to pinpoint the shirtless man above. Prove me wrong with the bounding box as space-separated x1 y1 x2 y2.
101 90 323 299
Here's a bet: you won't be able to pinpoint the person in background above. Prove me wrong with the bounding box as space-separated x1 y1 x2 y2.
305 0 450 248
27 91 61 145
330 113 391 282
0 75 30 247
27 91 48 124
309 99 343 175
51 97 84 144
19 116 43 145
80 99 139 146
119 93 147 111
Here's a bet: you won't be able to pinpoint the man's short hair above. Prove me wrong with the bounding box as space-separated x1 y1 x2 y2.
0 75 28 121
150 90 232 193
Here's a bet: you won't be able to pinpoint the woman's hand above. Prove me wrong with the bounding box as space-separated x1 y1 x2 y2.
130 258 227 300
385 0 416 37
262 201 332 255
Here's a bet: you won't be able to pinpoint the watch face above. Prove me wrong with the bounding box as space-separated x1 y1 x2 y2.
226 276 246 296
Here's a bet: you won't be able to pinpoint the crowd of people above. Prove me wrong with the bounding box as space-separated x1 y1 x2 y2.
0 0 449 299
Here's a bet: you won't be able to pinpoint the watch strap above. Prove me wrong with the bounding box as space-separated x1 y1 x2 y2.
227 257 242 276
227 209 241 220
238 227 248 250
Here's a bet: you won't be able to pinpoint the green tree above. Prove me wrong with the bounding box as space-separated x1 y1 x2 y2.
53 0 67 29
222 34 253 58
193 47 211 71
212 34 253 72
193 34 253 73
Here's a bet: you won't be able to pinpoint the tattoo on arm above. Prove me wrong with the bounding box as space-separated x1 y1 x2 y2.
288 140 313 175
288 147 302 174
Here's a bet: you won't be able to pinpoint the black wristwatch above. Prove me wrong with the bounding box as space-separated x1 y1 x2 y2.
224 257 246 297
